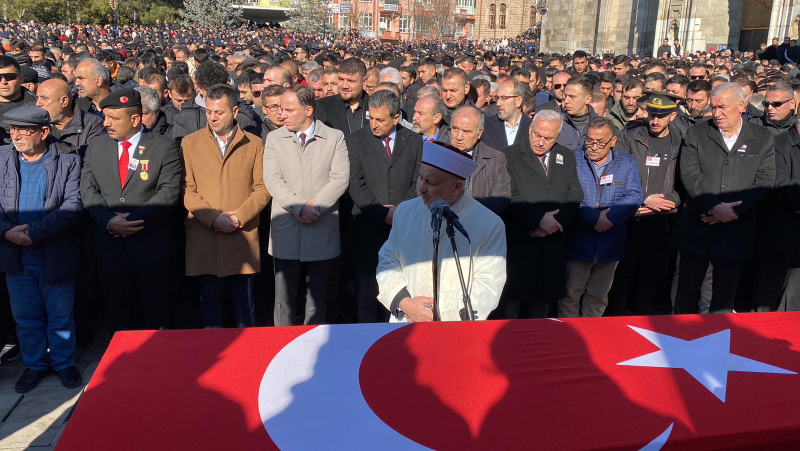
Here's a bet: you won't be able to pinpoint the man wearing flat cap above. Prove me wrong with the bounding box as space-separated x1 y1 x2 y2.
80 88 183 334
377 141 507 322
0 105 84 393
608 91 682 316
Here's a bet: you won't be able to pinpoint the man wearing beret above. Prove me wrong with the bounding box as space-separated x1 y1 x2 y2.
80 88 183 334
0 105 84 393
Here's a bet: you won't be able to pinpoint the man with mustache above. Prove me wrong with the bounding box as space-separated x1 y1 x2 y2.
80 88 183 334
0 105 83 393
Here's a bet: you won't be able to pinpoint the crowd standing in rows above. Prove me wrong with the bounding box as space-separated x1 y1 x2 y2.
0 22 797 395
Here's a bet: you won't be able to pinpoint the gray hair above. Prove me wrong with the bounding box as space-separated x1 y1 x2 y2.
417 86 440 98
81 58 110 86
368 89 401 117
766 80 793 98
232 51 246 60
586 116 616 135
473 74 491 83
532 109 564 134
453 105 485 131
417 94 448 121
307 68 323 83
378 67 403 86
301 61 321 72
135 86 160 113
710 82 746 102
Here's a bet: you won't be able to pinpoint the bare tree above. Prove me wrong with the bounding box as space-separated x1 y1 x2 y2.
415 0 453 41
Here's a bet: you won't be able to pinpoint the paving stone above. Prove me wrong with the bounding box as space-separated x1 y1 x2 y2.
0 390 22 423
0 386 83 449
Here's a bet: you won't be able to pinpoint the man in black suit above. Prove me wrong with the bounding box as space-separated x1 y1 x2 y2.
315 58 370 135
500 109 584 318
482 80 532 151
80 89 183 333
677 82 776 314
347 90 423 322
752 117 800 311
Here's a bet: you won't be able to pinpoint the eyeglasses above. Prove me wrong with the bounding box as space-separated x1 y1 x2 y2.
689 75 705 80
497 95 520 101
553 84 566 90
584 137 615 148
0 73 19 82
8 126 40 136
251 90 262 98
762 98 793 108
265 104 280 112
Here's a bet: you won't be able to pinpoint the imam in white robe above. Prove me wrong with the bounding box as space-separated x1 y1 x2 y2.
376 193 507 321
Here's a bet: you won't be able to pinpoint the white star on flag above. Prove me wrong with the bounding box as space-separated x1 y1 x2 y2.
617 326 796 402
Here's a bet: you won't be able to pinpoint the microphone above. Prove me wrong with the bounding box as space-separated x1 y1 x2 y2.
430 199 447 239
442 205 470 241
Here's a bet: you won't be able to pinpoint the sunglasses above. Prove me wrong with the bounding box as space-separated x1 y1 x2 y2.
689 75 705 80
553 84 566 90
0 73 19 82
251 90 262 98
762 98 793 108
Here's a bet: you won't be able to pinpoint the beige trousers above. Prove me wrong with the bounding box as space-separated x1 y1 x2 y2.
558 258 619 318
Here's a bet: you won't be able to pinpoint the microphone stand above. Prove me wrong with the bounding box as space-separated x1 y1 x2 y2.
432 216 442 322
445 218 475 321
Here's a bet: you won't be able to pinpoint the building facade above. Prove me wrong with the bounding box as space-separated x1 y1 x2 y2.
327 0 476 41
540 0 800 56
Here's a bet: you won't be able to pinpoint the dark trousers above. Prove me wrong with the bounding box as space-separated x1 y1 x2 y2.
752 257 800 312
98 253 175 334
198 274 255 328
608 219 674 316
274 258 332 326
355 272 389 323
676 252 743 314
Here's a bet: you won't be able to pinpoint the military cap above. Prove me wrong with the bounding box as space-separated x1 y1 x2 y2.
644 90 682 114
3 105 50 127
99 88 141 109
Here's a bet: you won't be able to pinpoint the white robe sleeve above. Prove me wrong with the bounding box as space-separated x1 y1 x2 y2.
376 210 409 317
438 217 507 321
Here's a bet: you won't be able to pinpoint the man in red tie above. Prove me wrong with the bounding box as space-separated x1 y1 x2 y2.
345 89 423 322
80 88 183 334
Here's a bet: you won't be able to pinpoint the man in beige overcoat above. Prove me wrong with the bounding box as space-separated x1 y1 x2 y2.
263 85 349 326
182 84 271 328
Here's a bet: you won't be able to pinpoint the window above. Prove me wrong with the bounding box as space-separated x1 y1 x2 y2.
339 14 349 29
415 19 428 35
380 15 392 31
489 4 496 29
499 3 506 29
399 15 411 33
530 6 536 25
359 13 373 30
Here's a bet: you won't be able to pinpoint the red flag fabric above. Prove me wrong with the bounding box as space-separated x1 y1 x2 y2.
57 313 800 450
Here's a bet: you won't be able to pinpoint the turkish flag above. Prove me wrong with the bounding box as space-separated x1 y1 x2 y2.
57 313 800 450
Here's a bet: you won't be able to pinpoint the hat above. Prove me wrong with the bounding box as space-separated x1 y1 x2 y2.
3 105 50 127
20 66 37 83
422 141 479 180
644 90 682 114
99 88 141 109
31 64 51 82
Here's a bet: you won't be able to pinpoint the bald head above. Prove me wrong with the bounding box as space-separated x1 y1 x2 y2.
35 78 74 124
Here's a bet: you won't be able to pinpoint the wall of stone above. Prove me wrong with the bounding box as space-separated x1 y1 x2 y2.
474 0 535 40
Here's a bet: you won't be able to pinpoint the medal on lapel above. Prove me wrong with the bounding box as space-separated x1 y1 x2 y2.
140 160 149 180
138 145 145 156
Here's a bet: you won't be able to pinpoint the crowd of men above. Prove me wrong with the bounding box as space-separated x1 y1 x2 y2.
0 20 798 395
